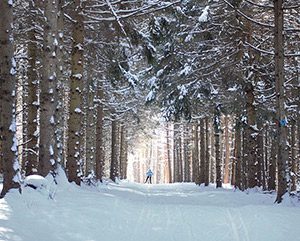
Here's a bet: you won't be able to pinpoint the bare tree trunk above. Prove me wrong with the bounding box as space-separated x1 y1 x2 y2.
95 81 104 182
233 117 242 189
274 0 288 203
110 119 119 181
244 82 258 188
119 123 127 179
0 1 21 197
166 123 172 183
257 118 264 188
242 126 248 190
261 125 267 191
192 123 200 184
55 0 66 167
178 125 183 182
205 118 210 186
24 0 40 175
85 73 96 176
214 105 222 188
262 124 268 191
223 115 230 184
210 125 215 183
66 0 85 185
200 119 206 185
123 131 128 180
290 120 297 191
268 130 277 191
38 0 59 176
183 125 190 182
173 123 179 182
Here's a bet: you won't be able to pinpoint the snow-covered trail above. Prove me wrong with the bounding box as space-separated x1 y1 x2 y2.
0 180 300 241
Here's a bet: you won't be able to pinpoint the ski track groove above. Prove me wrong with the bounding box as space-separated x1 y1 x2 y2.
226 208 240 241
226 208 250 241
177 204 195 241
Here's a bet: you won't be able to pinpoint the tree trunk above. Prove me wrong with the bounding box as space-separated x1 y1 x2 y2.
173 123 179 182
95 82 104 182
274 0 288 203
262 125 267 191
110 119 119 181
210 125 215 183
0 1 21 197
268 130 277 191
24 0 40 176
183 125 190 182
119 123 127 179
178 125 183 182
223 115 230 184
214 105 222 188
192 123 200 184
241 126 248 190
38 0 58 177
200 119 206 185
166 123 172 183
55 0 66 167
244 82 258 188
66 0 85 185
85 74 96 176
256 118 264 188
233 116 242 189
205 118 210 186
290 120 297 191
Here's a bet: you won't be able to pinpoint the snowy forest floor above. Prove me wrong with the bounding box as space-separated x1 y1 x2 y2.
1 173 300 241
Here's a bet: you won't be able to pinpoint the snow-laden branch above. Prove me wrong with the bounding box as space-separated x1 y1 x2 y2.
244 0 273 9
222 0 274 29
244 41 274 55
105 0 131 44
84 1 180 23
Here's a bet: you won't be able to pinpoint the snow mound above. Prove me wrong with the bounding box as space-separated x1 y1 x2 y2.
24 175 48 190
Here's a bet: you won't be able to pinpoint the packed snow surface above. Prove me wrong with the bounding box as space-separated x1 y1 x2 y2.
0 175 300 241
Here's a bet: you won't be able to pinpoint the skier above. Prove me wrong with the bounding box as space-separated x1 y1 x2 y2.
144 168 153 184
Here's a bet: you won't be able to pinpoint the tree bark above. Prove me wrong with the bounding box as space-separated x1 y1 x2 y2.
183 125 190 182
223 115 230 184
24 0 40 175
290 120 297 192
173 123 179 182
214 105 222 188
178 125 183 182
233 116 242 189
244 82 258 188
0 1 21 197
200 119 206 185
38 0 58 177
66 0 85 185
119 123 127 179
95 82 104 181
55 0 66 167
192 123 200 184
85 72 96 176
241 126 248 190
166 123 172 183
274 0 288 203
268 130 277 191
110 118 119 181
257 118 264 188
205 118 210 186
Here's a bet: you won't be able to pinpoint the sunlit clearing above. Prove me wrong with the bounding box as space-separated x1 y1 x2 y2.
127 117 172 184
